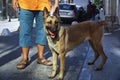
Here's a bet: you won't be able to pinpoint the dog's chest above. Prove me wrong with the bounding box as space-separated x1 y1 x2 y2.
47 37 60 53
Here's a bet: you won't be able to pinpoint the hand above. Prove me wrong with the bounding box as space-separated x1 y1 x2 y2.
12 0 19 12
53 0 59 12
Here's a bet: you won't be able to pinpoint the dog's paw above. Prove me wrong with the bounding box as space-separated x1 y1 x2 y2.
95 67 103 71
88 62 94 65
56 77 63 80
48 74 55 79
56 75 63 80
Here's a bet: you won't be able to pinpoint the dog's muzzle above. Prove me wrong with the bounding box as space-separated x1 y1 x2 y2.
47 27 58 39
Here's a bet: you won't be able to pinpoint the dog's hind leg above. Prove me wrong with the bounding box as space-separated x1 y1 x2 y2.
48 51 58 78
88 40 100 65
95 43 107 70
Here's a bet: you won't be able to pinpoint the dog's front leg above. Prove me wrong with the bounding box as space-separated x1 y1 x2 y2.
48 51 58 78
57 53 65 80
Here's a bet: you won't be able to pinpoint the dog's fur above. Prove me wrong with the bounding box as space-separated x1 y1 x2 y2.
43 7 108 80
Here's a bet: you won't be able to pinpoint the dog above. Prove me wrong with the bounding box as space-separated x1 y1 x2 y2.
43 7 108 80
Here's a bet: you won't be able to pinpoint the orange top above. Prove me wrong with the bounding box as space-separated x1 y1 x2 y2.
18 0 52 11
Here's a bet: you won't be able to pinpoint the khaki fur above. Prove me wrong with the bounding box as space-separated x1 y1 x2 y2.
43 7 108 80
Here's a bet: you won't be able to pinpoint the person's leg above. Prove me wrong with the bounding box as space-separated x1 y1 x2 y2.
37 44 44 59
17 47 29 69
22 47 29 60
35 11 52 66
17 8 34 69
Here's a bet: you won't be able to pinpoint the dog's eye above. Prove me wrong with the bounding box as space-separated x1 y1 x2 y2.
46 27 51 30
47 21 52 24
55 21 58 24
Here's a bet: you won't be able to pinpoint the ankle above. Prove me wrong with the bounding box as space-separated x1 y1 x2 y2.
22 58 29 61
38 55 45 59
38 57 45 60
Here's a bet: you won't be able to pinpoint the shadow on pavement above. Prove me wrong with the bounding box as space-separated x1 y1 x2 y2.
0 31 21 66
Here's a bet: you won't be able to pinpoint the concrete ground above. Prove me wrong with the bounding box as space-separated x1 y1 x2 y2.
0 19 120 80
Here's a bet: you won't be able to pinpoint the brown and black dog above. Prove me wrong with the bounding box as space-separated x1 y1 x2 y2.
43 7 108 80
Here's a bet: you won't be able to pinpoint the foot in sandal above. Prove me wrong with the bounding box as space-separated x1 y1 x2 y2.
37 58 52 66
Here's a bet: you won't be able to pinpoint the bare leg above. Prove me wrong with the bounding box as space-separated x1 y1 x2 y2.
22 47 29 60
37 44 45 59
37 44 52 66
16 47 29 69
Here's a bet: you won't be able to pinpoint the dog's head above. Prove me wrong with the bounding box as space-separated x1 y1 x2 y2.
43 7 60 39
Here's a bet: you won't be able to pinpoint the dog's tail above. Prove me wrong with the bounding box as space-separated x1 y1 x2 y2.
98 20 110 26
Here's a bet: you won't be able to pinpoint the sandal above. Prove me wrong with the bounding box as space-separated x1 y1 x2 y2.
37 58 53 66
16 59 29 69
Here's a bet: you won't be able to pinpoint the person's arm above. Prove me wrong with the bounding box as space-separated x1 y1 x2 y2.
53 0 59 12
12 0 19 12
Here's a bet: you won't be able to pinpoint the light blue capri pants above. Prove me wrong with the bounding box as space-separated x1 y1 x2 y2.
19 8 47 47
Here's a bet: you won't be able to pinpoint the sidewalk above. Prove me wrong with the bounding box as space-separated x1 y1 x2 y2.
0 19 19 35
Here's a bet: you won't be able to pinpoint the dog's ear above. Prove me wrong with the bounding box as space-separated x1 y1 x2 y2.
43 7 49 19
53 7 60 18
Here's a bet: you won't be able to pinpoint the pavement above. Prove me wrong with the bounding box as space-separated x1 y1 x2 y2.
0 18 120 80
0 19 19 35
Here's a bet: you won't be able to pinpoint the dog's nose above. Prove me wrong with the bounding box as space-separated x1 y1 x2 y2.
51 28 57 32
